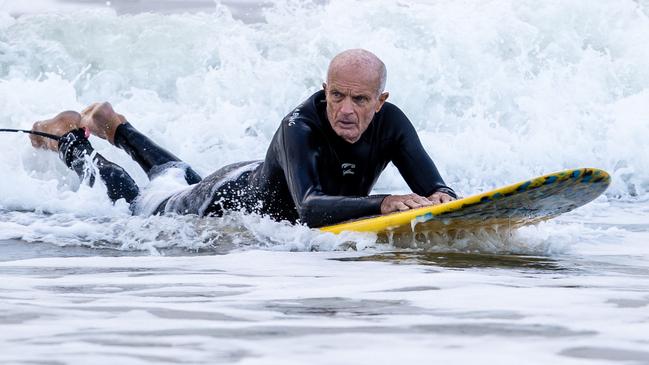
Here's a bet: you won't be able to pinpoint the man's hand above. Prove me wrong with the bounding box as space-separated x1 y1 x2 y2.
428 191 455 205
381 192 456 215
381 194 433 214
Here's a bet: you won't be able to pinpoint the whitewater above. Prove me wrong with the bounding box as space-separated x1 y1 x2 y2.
0 0 648 364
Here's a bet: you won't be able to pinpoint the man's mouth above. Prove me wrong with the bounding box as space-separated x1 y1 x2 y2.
337 120 356 129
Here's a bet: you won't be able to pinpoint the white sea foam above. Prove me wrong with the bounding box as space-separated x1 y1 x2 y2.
0 0 648 252
2 3 649 364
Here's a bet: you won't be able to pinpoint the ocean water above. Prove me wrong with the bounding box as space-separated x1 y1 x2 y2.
1 0 648 363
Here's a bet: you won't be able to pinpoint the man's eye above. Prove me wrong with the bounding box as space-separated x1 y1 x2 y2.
332 91 343 98
353 96 368 104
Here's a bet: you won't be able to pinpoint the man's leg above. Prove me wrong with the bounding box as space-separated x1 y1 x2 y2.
31 111 140 204
80 102 202 184
157 161 260 216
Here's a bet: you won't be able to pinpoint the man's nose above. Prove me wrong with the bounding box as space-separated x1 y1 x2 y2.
340 97 354 114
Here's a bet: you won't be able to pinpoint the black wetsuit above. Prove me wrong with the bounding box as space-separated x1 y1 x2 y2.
58 90 455 228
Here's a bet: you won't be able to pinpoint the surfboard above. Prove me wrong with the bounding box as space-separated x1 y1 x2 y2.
320 168 610 235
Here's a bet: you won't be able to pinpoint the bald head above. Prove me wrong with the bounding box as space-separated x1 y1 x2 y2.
323 49 390 144
326 49 387 95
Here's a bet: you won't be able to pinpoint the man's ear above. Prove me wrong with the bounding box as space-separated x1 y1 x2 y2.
322 82 327 92
376 91 389 112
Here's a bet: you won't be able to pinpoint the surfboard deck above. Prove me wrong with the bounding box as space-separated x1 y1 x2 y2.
320 168 611 235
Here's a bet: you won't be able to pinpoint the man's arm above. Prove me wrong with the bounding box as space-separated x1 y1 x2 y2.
388 106 457 209
380 193 437 214
278 121 387 227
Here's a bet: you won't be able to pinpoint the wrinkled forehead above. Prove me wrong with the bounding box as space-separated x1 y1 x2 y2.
327 62 381 94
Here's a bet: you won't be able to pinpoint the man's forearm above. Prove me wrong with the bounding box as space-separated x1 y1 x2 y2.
297 194 388 227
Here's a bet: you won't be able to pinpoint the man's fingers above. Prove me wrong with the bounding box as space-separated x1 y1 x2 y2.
413 196 433 206
402 195 432 209
405 195 432 209
428 192 456 205
440 194 454 203
429 195 442 204
403 199 419 208
395 202 410 211
382 194 446 215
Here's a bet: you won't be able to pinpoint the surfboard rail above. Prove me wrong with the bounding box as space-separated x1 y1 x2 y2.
320 168 611 234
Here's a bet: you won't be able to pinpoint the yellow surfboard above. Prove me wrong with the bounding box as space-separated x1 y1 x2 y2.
320 168 610 235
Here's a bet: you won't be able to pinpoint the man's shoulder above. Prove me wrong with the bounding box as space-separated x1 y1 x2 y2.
282 90 326 130
379 101 407 119
374 101 411 132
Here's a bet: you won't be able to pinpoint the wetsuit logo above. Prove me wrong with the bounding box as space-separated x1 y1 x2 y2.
341 163 356 176
287 107 300 126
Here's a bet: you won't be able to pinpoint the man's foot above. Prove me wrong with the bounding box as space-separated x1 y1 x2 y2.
30 111 82 151
80 102 127 145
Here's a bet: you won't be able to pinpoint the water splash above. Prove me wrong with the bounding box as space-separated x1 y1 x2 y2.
1 0 647 252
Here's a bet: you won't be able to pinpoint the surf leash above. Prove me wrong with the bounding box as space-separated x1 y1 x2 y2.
0 128 62 141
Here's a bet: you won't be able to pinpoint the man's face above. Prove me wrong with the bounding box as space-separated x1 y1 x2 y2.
324 67 388 144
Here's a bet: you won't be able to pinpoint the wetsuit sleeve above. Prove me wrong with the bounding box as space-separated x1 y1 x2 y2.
388 110 456 198
279 122 387 227
58 129 140 204
114 123 202 184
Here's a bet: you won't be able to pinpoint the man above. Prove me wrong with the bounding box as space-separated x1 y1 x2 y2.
30 49 456 228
